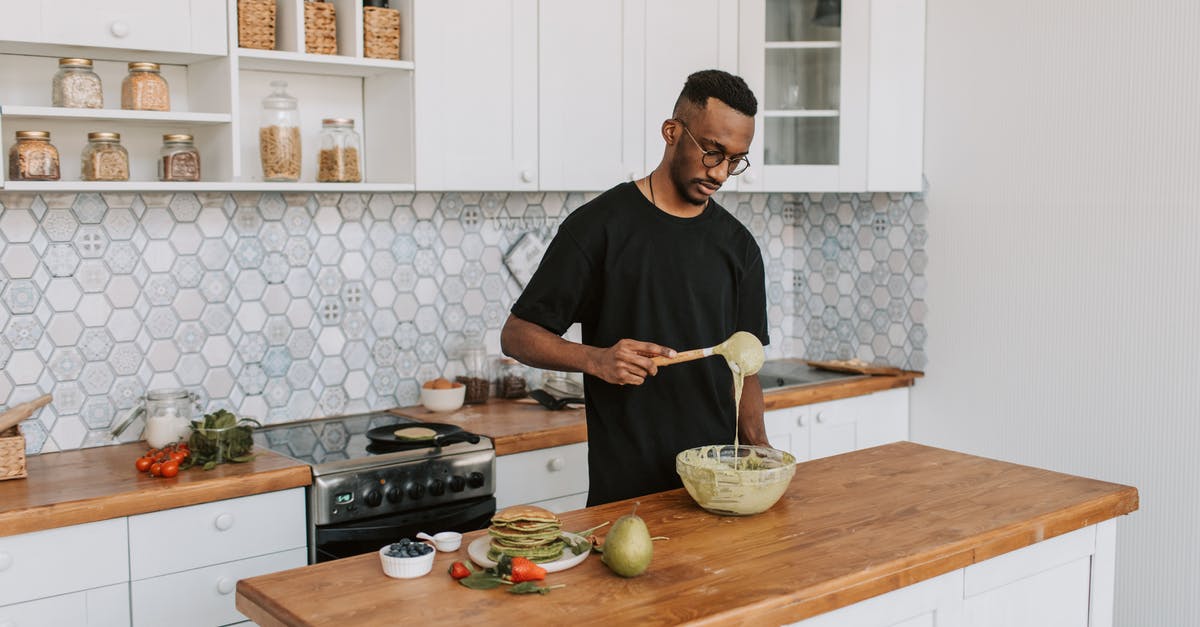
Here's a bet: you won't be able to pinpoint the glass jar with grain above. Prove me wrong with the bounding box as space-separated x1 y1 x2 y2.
121 62 170 111
259 80 301 182
316 118 362 182
80 132 130 181
8 131 61 181
52 58 103 109
158 134 201 182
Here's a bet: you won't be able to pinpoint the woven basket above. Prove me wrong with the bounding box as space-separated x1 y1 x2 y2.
0 425 27 481
238 0 277 50
363 6 401 60
304 1 338 55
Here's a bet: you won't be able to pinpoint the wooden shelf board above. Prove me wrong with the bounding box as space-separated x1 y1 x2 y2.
0 105 231 125
763 109 841 118
236 48 414 77
1 181 415 192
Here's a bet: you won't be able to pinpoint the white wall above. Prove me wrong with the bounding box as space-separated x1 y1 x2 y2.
918 2 1200 626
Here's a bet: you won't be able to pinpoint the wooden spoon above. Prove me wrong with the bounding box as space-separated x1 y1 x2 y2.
650 332 764 375
0 394 52 433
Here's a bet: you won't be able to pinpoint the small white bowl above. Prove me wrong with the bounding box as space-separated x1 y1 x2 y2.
420 385 466 412
417 531 463 552
378 544 436 579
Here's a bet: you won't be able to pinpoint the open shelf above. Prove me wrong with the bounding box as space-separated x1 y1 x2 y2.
764 110 841 118
0 105 231 125
237 49 413 77
1 181 416 192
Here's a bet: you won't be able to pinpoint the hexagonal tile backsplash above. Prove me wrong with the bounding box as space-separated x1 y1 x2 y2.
0 189 925 454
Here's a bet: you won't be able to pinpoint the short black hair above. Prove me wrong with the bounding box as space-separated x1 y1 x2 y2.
673 69 758 118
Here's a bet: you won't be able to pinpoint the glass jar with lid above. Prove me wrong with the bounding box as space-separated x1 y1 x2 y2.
121 62 170 111
316 118 362 182
259 80 301 182
52 58 103 108
496 358 529 399
456 336 491 404
8 131 61 181
81 132 130 181
158 134 201 182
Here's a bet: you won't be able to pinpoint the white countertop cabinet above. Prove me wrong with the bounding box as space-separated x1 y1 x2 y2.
0 0 416 192
765 387 909 463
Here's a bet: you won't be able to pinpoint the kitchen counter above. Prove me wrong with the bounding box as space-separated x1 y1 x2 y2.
390 370 920 456
0 442 311 537
236 441 1138 626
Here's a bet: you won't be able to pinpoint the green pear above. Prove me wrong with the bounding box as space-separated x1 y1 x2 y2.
601 504 653 577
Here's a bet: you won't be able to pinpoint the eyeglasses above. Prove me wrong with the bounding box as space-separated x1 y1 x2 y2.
674 119 750 176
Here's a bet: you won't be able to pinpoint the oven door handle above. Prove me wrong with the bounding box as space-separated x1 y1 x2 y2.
434 430 480 447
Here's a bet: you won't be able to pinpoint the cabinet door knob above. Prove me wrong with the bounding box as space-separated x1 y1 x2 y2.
520 169 535 183
216 577 236 595
214 513 235 531
742 169 756 184
796 415 805 428
546 457 565 472
0 551 11 572
815 412 825 424
109 21 130 38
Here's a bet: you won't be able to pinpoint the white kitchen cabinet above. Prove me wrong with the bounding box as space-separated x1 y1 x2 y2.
0 583 130 627
413 0 538 191
0 0 416 191
737 0 925 192
765 387 909 462
0 518 128 608
790 570 963 627
495 442 589 510
0 0 226 58
128 488 306 626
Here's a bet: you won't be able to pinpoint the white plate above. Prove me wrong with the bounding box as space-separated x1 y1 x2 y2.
467 531 590 573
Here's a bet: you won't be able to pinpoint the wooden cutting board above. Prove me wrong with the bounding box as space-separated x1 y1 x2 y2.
806 359 905 376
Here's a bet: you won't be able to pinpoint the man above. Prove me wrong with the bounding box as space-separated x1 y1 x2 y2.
500 69 769 506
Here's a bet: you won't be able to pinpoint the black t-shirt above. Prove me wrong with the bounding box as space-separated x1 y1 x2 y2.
511 182 769 505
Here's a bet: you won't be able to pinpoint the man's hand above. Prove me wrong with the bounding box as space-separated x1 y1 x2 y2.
587 340 676 386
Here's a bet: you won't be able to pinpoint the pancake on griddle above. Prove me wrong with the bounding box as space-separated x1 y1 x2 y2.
487 504 564 563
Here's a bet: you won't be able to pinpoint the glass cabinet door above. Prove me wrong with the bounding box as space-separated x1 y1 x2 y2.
763 0 842 166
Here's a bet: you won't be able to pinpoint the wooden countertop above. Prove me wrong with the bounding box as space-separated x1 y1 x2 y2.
391 372 919 456
0 442 311 537
236 441 1138 626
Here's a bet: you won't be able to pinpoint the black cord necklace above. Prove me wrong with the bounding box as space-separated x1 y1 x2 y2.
648 171 657 208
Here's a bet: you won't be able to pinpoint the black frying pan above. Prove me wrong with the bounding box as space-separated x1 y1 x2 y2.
365 422 480 449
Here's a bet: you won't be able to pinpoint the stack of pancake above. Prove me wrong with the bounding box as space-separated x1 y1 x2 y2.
487 505 564 563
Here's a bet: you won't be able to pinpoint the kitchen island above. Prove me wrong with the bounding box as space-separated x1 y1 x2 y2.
236 441 1137 626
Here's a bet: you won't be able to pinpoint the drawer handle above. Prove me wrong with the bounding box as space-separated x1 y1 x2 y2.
217 577 236 595
0 551 11 571
109 21 130 38
520 169 535 183
546 457 565 472
214 513 235 531
796 415 805 428
815 412 825 424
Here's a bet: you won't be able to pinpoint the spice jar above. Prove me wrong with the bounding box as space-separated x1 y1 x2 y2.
456 338 491 404
81 132 130 181
121 62 170 111
496 358 529 399
259 80 301 182
316 118 362 182
158 134 201 182
52 58 103 109
8 131 61 181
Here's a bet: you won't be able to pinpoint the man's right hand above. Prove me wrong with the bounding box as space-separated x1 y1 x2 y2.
587 340 676 386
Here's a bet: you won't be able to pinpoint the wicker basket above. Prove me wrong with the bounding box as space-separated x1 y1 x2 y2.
305 1 338 55
237 0 277 50
363 6 401 60
0 425 27 481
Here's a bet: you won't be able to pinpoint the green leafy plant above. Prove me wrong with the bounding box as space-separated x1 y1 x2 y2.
182 409 259 470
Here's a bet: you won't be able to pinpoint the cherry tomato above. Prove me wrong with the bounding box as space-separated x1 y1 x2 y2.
150 462 163 477
161 461 180 478
146 448 160 458
135 457 153 472
170 451 187 463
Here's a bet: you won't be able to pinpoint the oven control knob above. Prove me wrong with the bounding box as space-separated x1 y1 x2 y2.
386 486 403 503
364 489 382 508
429 479 445 496
449 476 466 492
467 472 486 489
408 483 425 500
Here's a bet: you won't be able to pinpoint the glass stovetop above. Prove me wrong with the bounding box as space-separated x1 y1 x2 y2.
253 411 416 465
